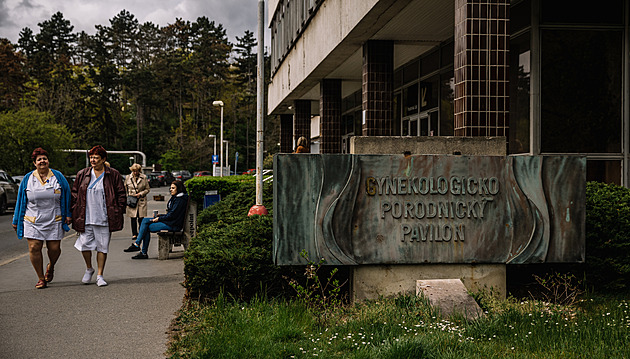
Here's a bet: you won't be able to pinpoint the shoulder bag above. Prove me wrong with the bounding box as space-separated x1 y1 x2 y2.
127 175 139 208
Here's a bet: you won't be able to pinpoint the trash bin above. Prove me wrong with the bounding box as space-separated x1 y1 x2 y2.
203 190 221 209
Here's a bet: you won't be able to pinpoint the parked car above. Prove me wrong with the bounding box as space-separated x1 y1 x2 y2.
0 170 19 215
149 172 163 186
172 170 192 182
161 170 176 184
147 173 161 188
242 169 256 175
12 175 24 184
65 175 76 188
151 171 175 186
193 171 212 177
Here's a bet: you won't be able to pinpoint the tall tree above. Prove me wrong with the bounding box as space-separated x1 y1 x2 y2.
16 12 87 135
0 39 27 110
107 10 139 68
0 107 76 174
232 30 257 169
31 11 77 80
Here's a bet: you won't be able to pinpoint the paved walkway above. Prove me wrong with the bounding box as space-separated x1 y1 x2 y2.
0 186 185 358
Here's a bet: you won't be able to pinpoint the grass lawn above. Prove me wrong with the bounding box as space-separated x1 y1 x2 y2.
167 293 630 358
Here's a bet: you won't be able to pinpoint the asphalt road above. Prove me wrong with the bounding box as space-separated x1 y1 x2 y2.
0 185 186 359
0 208 28 265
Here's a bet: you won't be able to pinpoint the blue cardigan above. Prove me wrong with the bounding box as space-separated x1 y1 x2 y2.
12 169 72 239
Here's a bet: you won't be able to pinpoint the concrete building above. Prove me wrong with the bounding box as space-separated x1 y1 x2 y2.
268 0 629 186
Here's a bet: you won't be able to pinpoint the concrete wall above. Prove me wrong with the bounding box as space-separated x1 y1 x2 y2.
350 136 507 156
268 0 378 113
353 264 506 301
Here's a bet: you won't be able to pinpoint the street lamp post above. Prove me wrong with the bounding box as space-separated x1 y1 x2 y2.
224 140 229 175
208 135 216 156
208 134 216 174
248 0 268 216
212 101 224 177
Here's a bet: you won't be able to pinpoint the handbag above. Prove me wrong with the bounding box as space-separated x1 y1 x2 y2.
127 175 140 208
127 195 138 208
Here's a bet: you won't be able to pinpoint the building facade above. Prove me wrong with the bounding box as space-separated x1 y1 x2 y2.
268 0 630 185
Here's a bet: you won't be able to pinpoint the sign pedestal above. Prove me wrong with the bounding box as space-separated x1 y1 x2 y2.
348 136 508 301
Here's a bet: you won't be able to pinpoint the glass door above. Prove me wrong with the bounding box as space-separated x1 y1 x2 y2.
417 110 439 136
402 116 419 136
419 115 429 136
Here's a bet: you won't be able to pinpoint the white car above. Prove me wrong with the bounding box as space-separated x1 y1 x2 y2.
0 170 19 215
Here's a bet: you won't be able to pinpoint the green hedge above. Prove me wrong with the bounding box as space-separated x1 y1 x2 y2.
185 215 281 300
184 181 285 300
585 181 630 291
185 175 254 205
196 182 273 225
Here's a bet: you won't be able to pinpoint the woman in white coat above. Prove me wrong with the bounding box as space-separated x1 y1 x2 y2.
12 148 72 289
125 163 150 243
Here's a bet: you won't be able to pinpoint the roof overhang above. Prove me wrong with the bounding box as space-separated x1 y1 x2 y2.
268 0 454 115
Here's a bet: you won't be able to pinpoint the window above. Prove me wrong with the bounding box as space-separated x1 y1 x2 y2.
587 160 621 185
511 0 531 33
440 72 455 136
508 33 530 154
541 0 623 25
540 29 622 153
421 75 439 112
403 84 418 117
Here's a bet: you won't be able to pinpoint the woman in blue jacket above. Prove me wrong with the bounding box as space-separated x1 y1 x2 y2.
124 180 188 259
12 148 72 289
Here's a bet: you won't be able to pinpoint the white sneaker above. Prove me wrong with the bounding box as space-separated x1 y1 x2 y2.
96 275 108 287
82 268 95 284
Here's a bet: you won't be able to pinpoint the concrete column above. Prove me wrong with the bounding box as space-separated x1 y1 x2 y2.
280 114 294 153
293 100 311 147
454 0 510 137
320 79 342 153
362 40 394 136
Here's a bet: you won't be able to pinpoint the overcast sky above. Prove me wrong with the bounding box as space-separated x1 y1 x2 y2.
0 0 268 45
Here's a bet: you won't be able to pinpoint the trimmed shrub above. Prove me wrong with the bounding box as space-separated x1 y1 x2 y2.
184 180 283 301
185 215 285 300
196 181 273 226
185 175 253 204
586 181 630 291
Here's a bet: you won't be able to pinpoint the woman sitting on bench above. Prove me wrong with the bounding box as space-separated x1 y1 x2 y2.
124 180 188 259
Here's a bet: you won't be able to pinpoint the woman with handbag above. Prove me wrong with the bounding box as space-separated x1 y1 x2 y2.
125 163 150 244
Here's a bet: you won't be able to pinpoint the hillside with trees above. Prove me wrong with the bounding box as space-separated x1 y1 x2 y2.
0 10 277 174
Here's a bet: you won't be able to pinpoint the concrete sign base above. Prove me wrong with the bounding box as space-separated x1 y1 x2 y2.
416 279 484 320
351 263 505 301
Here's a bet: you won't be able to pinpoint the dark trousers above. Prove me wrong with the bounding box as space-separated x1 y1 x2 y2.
130 217 144 237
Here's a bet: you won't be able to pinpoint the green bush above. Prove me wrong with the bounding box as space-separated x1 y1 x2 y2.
184 179 282 301
586 181 630 291
185 215 285 300
196 181 273 226
185 175 253 204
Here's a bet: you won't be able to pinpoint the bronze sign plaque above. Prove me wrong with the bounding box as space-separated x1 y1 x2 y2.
273 155 585 266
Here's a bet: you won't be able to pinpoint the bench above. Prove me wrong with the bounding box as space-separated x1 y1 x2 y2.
156 200 197 260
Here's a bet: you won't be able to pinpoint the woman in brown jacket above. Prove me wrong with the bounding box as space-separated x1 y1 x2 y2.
125 163 150 243
72 145 126 287
294 136 309 153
